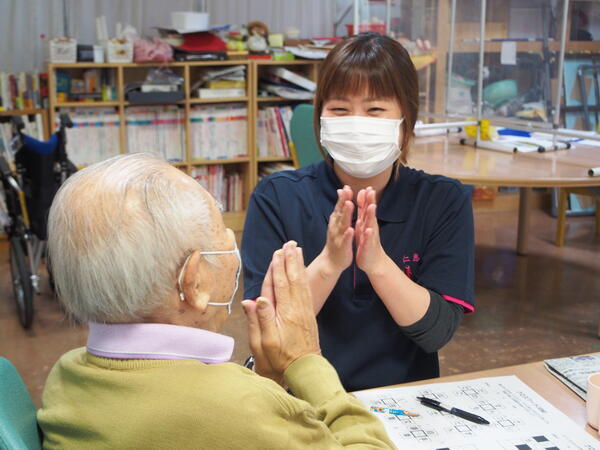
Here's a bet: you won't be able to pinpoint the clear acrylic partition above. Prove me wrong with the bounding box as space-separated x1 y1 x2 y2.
440 0 483 119
485 0 565 127
447 0 568 127
334 0 444 118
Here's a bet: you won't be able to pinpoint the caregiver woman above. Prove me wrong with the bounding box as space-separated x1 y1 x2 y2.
242 33 475 392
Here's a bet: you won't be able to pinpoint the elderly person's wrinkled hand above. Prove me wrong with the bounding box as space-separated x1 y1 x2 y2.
242 241 320 381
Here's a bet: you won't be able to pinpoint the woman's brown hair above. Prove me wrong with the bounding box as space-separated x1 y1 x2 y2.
314 33 419 171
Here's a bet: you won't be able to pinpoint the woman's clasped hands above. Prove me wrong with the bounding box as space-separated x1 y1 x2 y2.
324 185 388 276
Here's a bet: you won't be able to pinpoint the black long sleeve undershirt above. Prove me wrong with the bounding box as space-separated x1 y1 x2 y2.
399 290 464 354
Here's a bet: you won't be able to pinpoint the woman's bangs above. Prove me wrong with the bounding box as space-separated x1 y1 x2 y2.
322 62 397 101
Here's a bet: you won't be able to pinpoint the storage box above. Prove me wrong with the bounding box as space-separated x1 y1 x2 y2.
171 12 209 32
126 90 184 104
107 39 133 63
49 38 77 63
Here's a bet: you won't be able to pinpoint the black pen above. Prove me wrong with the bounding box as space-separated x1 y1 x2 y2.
417 396 490 425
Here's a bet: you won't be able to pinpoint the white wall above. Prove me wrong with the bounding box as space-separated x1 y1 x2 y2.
208 0 335 38
0 0 335 73
1 0 65 73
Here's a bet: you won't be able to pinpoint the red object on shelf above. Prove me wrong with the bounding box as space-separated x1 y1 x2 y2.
177 32 226 52
345 24 386 36
248 53 272 60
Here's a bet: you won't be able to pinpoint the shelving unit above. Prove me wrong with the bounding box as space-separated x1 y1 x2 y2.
249 59 319 188
47 59 320 230
0 108 49 139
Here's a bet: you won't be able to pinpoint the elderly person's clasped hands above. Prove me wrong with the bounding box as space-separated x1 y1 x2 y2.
243 242 320 384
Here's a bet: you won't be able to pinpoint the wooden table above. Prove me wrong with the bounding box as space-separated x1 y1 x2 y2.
408 136 600 255
398 358 599 440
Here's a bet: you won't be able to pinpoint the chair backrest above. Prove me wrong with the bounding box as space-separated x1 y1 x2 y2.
0 358 42 450
290 104 323 168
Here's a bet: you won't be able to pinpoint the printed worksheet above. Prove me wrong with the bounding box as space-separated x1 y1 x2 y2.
354 376 600 450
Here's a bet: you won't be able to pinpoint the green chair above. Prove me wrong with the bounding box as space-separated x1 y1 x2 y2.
0 358 42 450
290 104 323 168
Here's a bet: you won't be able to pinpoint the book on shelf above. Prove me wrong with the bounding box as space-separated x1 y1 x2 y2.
206 80 246 89
268 67 316 92
57 107 121 167
197 88 245 99
259 162 296 180
126 106 185 162
191 65 247 99
0 71 48 111
256 105 294 158
259 83 314 100
195 65 246 85
140 84 179 93
544 354 600 400
259 73 314 100
190 104 247 160
191 165 243 212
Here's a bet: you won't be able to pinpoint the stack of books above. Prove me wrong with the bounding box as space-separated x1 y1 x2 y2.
58 108 121 167
192 65 246 99
191 165 243 212
0 72 48 110
259 67 315 100
126 106 185 162
256 105 294 158
190 104 248 160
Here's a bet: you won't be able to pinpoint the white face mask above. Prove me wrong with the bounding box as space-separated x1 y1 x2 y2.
320 116 404 179
177 244 241 315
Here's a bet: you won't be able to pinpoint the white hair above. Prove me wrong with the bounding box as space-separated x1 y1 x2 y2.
47 153 215 323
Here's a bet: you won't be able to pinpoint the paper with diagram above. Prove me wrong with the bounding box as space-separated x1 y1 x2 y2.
353 376 599 450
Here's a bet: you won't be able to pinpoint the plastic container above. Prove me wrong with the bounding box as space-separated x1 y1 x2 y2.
107 39 133 63
171 12 209 32
483 80 518 108
345 24 386 36
49 38 77 63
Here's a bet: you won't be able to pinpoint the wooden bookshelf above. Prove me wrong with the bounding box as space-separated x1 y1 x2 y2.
47 59 320 230
55 101 121 107
0 108 46 117
250 59 319 188
256 96 312 103
0 108 49 139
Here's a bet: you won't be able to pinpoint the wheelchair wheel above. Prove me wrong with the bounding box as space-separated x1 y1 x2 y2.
9 236 34 328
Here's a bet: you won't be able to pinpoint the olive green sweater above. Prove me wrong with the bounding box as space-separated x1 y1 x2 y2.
37 349 394 449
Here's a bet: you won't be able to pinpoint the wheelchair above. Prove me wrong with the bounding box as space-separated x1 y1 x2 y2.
0 113 76 328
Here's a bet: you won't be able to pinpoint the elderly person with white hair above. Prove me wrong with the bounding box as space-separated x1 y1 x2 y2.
37 153 393 449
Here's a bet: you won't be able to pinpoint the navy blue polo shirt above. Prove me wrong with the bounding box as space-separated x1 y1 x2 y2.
242 161 474 391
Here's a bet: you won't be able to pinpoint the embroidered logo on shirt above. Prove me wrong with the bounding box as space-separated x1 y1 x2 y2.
401 253 421 280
